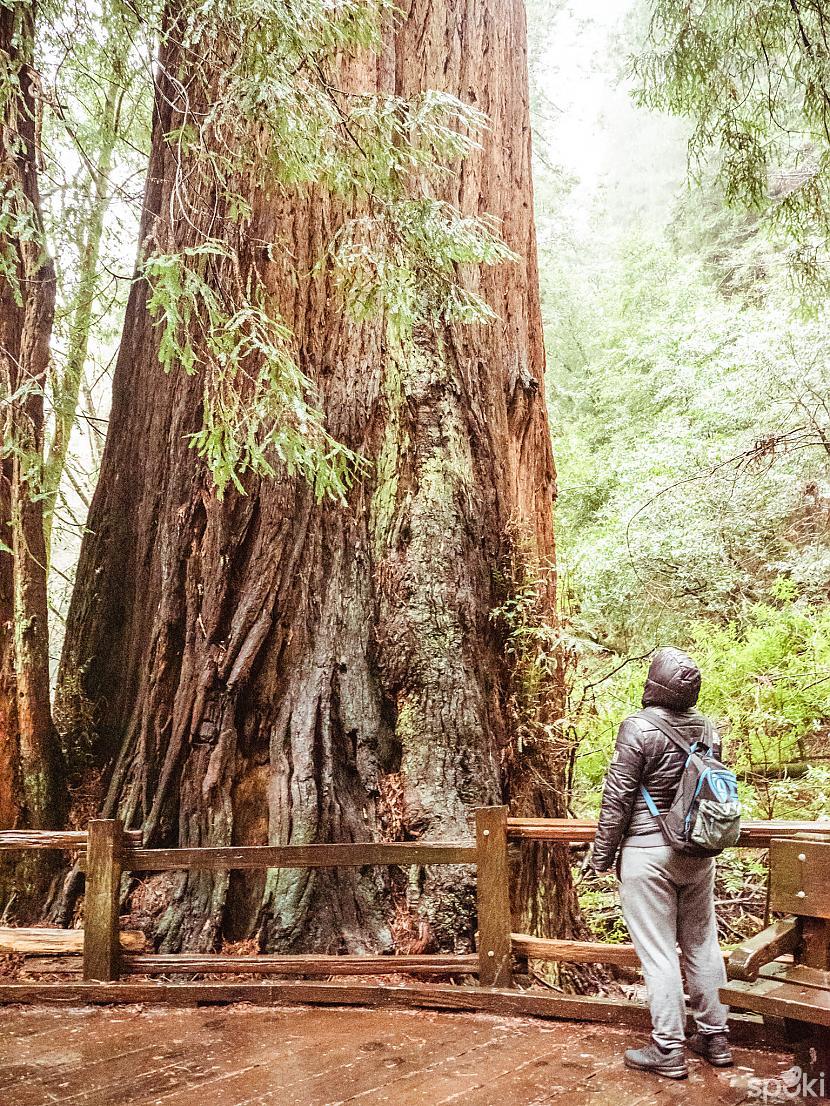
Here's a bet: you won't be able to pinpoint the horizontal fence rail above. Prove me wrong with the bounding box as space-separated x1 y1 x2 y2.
506 817 830 848
510 933 639 967
121 953 480 977
2 818 824 854
509 932 732 968
0 828 143 851
0 927 144 954
88 841 478 873
1 810 828 1012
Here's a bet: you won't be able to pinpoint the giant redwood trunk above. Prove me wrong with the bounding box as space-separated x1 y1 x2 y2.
0 1 67 915
58 0 581 953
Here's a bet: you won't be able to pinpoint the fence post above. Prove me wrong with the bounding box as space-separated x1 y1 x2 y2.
475 805 512 988
83 819 123 981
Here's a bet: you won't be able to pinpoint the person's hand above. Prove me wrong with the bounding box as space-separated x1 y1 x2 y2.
588 851 612 874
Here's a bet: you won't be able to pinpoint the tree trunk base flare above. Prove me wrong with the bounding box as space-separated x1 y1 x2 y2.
56 0 585 959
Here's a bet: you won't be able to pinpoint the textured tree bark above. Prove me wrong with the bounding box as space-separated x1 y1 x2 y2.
57 0 580 953
0 408 17 834
0 6 27 838
0 2 68 915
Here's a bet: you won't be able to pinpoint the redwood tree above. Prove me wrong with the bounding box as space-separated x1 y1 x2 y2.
57 0 582 953
0 2 66 828
0 0 68 916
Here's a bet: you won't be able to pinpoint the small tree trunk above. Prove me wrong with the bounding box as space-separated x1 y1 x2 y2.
42 52 125 557
0 1 68 915
0 453 18 831
10 282 60 828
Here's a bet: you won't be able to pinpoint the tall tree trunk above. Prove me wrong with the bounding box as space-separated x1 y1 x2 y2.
0 404 17 834
58 0 580 953
42 72 123 560
0 1 68 915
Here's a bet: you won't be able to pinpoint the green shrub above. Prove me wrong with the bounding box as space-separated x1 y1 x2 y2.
571 592 830 823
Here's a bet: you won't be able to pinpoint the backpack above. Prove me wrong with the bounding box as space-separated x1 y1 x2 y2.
639 708 741 856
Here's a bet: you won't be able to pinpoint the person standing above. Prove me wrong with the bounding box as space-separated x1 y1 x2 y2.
590 647 732 1080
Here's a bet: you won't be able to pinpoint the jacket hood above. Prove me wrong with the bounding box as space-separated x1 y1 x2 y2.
641 647 701 710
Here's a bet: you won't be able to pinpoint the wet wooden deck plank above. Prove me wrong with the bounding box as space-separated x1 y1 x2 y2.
1 1007 215 1103
317 1017 563 1105
3 1008 228 1105
534 1055 733 1106
0 1007 198 1092
21 1008 344 1106
371 1019 626 1106
141 1008 496 1106
441 1022 621 1106
0 1004 808 1106
17 1007 476 1106
531 1042 806 1106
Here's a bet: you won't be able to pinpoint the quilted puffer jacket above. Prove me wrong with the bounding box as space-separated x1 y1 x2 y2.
590 647 721 873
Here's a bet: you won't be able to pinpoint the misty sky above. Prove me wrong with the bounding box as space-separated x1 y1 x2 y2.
538 0 689 237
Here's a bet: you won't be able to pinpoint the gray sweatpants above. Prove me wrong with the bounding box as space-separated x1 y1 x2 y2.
618 844 729 1050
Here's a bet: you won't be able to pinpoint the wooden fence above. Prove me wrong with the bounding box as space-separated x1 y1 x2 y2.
0 809 827 1026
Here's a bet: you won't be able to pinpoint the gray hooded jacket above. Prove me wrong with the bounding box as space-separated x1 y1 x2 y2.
590 648 720 873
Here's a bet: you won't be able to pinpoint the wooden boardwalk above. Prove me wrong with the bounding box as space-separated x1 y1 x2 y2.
0 1003 807 1105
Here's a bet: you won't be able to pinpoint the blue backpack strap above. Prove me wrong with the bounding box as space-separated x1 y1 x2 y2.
638 711 697 821
639 785 661 817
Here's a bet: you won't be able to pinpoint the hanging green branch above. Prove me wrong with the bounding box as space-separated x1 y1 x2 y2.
138 0 517 498
326 201 519 337
632 0 830 288
144 242 363 499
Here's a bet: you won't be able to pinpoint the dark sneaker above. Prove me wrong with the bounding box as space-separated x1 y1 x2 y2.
688 1032 733 1067
624 1041 688 1080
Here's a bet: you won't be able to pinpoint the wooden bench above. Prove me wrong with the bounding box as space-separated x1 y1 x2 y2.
721 834 830 1095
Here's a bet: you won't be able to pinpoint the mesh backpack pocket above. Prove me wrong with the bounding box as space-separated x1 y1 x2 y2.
691 797 741 850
